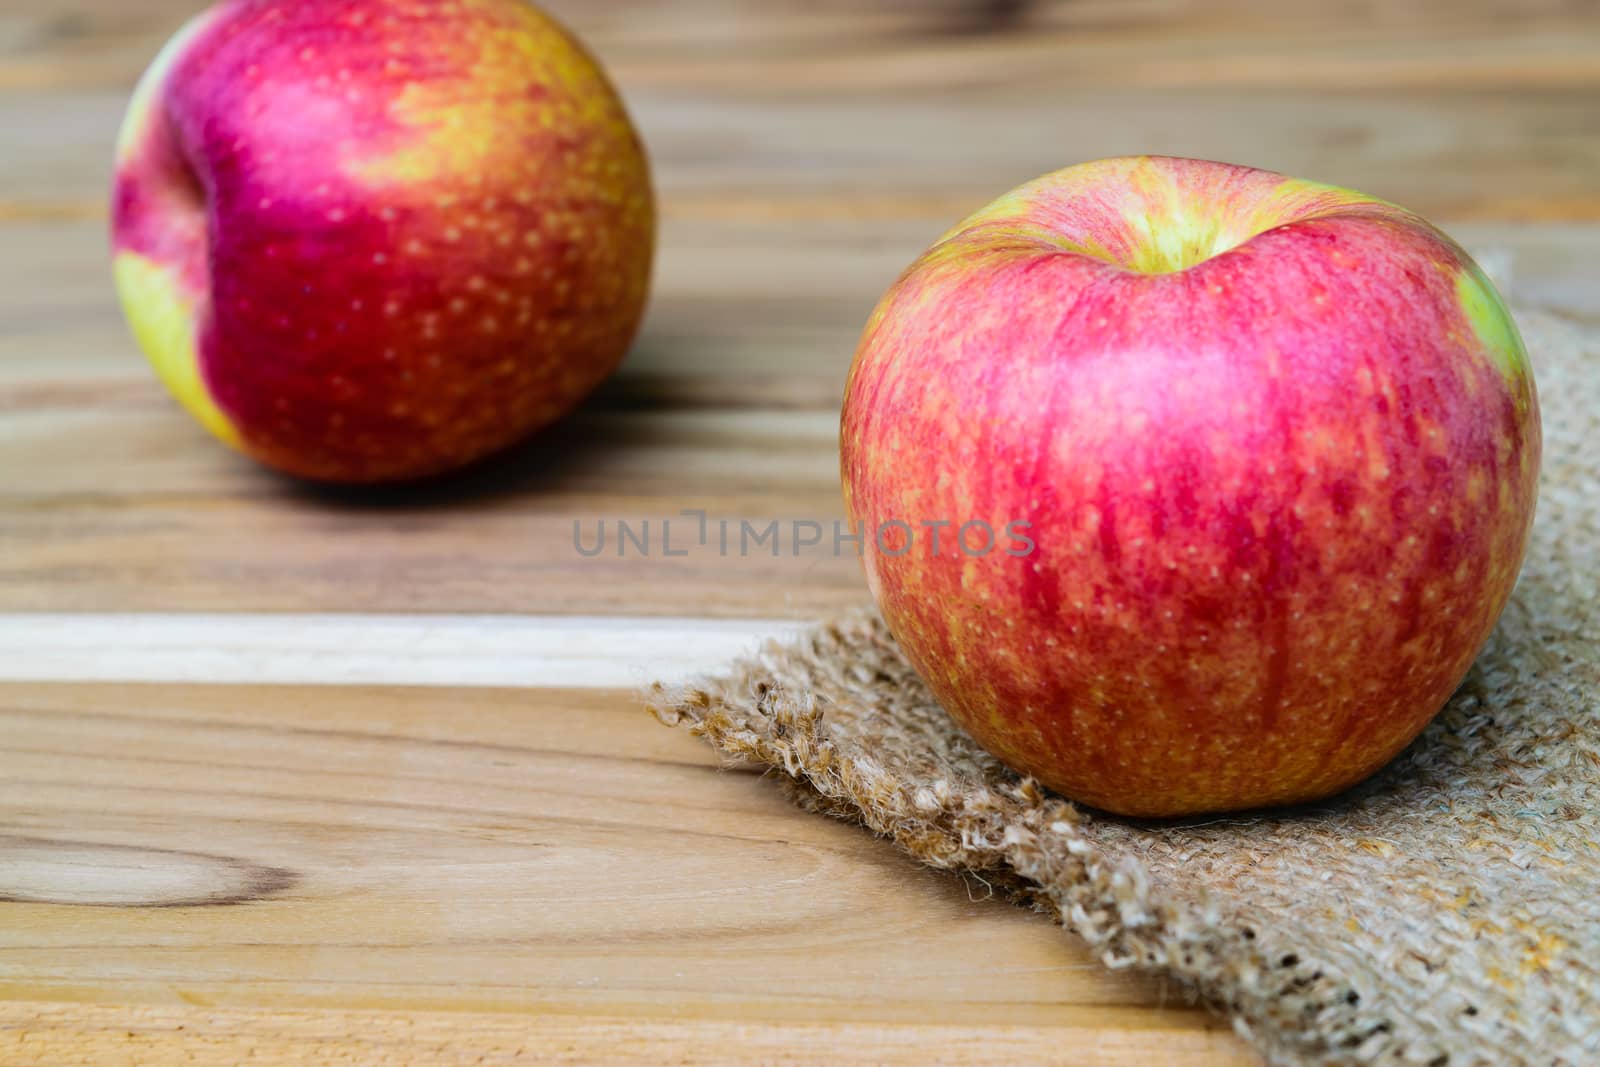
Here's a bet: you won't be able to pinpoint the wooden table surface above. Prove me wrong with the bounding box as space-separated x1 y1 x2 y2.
2 2 1596 1063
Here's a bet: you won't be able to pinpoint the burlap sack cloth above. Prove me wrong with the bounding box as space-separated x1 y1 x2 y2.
651 304 1598 1066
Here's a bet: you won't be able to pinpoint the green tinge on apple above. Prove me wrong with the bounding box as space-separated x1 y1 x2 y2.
1457 265 1532 382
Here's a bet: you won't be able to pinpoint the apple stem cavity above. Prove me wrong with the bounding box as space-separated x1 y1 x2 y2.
116 105 211 301
977 156 1407 277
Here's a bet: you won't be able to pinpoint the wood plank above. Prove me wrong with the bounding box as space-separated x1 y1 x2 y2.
0 218 1592 616
0 496 866 616
0 0 1595 94
0 1001 1255 1067
8 86 1600 222
0 682 1259 1065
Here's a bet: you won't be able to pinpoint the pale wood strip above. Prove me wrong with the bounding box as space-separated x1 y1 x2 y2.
0 614 805 687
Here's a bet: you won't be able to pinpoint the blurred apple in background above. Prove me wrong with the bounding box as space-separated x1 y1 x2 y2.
112 0 655 483
842 156 1540 818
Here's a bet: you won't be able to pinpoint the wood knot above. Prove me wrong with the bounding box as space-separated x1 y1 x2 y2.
0 837 297 908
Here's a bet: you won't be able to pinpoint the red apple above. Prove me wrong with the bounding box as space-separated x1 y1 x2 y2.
841 156 1540 817
112 0 654 483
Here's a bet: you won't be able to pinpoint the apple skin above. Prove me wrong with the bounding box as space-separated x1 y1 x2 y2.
112 0 655 483
841 156 1540 818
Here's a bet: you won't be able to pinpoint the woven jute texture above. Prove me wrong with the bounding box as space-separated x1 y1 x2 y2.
651 305 1598 1067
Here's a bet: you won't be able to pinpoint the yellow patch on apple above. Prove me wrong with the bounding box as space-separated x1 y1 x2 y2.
113 253 239 447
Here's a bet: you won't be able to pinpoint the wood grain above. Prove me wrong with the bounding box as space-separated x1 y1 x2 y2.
0 683 1256 1065
2 1 1599 220
2 1 1597 95
0 1002 1249 1067
7 84 1600 221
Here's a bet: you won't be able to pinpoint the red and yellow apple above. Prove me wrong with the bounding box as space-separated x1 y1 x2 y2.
841 156 1540 817
112 0 654 483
